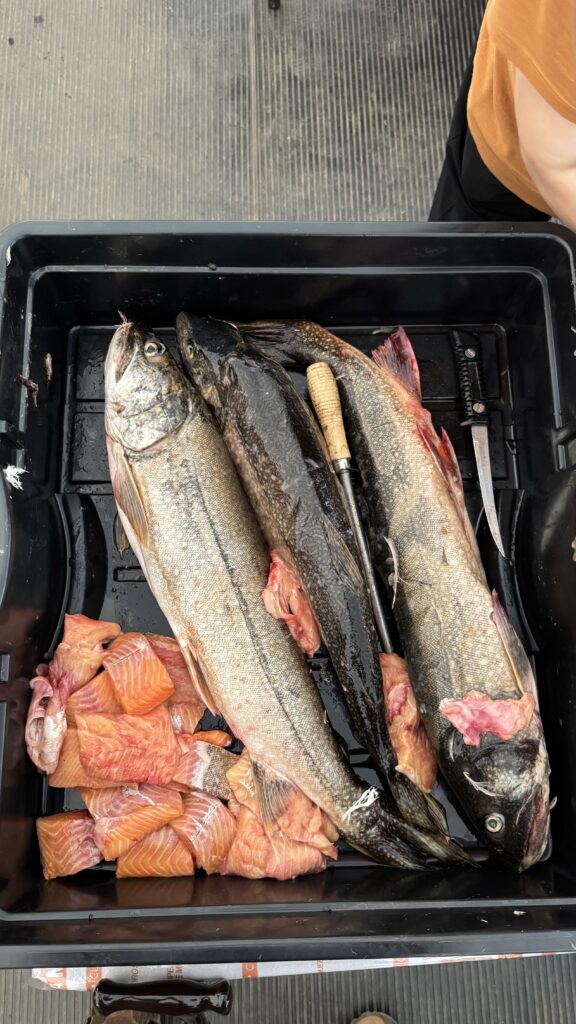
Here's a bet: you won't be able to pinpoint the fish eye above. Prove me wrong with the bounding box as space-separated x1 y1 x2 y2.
144 339 165 358
484 813 505 834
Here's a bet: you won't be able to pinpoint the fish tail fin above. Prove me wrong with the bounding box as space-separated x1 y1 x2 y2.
343 802 430 870
388 770 448 833
386 780 474 865
344 790 473 868
236 320 340 370
342 793 472 869
402 820 474 866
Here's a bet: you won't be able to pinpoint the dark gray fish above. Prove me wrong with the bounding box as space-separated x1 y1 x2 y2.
177 313 470 866
235 319 551 871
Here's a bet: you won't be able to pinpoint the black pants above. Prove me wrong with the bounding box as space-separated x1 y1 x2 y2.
429 61 550 221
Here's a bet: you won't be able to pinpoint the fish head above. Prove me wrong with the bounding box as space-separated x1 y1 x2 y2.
449 729 550 870
105 321 190 451
177 312 277 428
176 312 242 417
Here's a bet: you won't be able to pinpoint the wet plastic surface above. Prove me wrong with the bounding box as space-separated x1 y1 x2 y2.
0 222 575 967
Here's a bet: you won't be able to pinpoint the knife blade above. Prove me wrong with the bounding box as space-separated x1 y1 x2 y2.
452 330 506 558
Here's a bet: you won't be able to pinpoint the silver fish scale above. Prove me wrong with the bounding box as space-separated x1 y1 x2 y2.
125 398 370 831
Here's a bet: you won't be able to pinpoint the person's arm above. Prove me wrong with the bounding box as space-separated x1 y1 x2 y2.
515 69 576 230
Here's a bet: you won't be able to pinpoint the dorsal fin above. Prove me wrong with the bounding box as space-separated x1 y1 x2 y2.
490 591 538 698
371 327 421 401
418 419 482 564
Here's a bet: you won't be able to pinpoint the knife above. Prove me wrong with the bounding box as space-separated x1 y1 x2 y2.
452 330 506 558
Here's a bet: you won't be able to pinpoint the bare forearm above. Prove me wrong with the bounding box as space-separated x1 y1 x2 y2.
515 69 576 230
520 158 576 232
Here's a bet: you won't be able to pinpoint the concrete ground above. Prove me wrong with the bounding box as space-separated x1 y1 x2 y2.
0 0 481 225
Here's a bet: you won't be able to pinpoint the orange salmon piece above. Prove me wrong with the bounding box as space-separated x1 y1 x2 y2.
103 634 174 715
222 803 327 880
76 706 179 785
192 730 232 747
169 702 205 735
62 614 122 648
146 633 205 705
66 671 122 726
117 825 194 877
82 784 183 859
37 810 101 880
48 729 122 789
51 614 121 695
172 793 236 874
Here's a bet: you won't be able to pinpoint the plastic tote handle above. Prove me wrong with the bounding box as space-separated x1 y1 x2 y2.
92 977 233 1020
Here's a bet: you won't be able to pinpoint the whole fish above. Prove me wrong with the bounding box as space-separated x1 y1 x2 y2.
105 321 440 868
237 320 551 870
176 313 464 863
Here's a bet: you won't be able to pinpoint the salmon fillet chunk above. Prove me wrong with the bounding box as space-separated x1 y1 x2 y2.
117 825 195 877
173 736 236 799
81 784 183 860
66 670 122 726
172 793 236 874
49 729 122 789
104 633 174 714
76 706 179 785
222 802 327 880
37 810 101 880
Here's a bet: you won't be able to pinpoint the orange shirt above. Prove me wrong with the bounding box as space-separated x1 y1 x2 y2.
468 0 576 214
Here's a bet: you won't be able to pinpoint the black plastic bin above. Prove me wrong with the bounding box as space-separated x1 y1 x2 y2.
1 221 576 969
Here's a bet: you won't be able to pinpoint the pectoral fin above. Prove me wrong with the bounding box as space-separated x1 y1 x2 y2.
110 444 149 547
113 513 131 558
178 640 219 717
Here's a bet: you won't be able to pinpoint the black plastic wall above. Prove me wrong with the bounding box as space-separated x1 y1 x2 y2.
0 222 575 966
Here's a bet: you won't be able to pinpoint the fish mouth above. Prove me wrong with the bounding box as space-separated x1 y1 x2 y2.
107 321 139 383
519 784 551 870
488 783 550 872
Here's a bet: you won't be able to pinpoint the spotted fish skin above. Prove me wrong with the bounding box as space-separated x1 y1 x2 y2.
104 321 443 869
237 320 551 870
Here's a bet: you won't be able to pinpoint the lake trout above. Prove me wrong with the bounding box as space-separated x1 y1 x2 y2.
177 313 463 863
237 320 551 870
105 320 441 868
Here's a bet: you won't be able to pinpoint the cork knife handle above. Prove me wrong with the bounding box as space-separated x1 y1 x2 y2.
307 362 351 462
